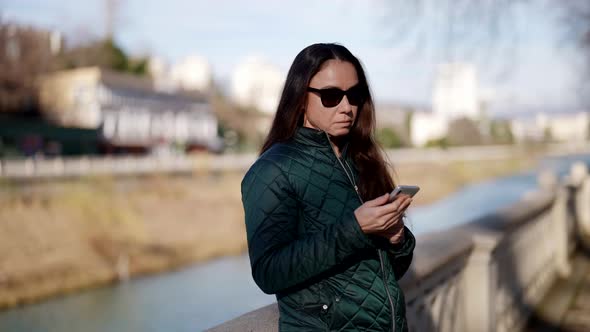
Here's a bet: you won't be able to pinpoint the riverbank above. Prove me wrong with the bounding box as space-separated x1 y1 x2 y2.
0 156 537 310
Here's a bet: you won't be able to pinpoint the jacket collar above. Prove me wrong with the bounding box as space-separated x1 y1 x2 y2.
293 126 350 157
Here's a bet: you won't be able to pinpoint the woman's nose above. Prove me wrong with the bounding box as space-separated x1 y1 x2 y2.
339 96 353 111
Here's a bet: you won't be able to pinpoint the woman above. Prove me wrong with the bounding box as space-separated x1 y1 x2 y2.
241 43 415 331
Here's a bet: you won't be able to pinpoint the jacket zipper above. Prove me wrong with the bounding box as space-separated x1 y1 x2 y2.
325 132 396 332
379 250 396 332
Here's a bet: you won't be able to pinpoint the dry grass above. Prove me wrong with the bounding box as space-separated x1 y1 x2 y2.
0 172 247 309
0 156 538 309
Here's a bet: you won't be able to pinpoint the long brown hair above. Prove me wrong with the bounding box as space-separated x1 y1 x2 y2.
260 43 395 200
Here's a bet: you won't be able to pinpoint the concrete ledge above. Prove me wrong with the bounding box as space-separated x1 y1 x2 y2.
400 226 473 288
206 176 563 332
206 303 279 332
462 189 555 234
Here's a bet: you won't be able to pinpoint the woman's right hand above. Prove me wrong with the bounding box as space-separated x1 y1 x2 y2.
354 193 412 234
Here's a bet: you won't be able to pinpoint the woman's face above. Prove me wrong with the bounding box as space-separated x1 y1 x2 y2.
303 59 359 137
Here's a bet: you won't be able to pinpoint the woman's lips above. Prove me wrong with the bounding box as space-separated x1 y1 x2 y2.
336 120 353 125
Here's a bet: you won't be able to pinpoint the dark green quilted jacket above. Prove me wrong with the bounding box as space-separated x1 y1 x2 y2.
241 126 416 332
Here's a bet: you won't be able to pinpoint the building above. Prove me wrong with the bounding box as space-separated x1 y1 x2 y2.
149 55 213 94
546 112 589 142
411 111 448 147
148 56 175 93
408 62 484 147
376 103 430 146
37 67 221 152
231 57 285 115
510 111 590 143
433 63 480 120
169 55 213 92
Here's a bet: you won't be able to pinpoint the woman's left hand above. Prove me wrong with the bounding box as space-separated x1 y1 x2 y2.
375 194 412 245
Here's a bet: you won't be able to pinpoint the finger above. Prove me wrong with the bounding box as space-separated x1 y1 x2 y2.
382 194 411 213
393 193 411 202
375 215 393 231
392 196 411 212
401 195 412 204
379 210 399 223
399 197 413 211
379 211 405 230
374 201 400 217
366 193 390 207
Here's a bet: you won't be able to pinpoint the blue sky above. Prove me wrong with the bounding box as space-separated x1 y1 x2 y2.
1 0 584 113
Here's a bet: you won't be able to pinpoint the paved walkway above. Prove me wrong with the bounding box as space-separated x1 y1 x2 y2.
526 244 590 332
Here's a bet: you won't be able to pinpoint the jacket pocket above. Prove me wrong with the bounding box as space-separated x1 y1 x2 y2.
319 281 342 328
295 303 331 329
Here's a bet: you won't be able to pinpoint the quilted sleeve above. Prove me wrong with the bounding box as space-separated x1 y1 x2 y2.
241 159 374 294
386 226 416 281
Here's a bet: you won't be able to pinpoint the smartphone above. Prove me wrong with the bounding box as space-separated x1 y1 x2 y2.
388 185 420 202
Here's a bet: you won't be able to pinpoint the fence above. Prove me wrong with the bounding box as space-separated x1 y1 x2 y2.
2 142 589 179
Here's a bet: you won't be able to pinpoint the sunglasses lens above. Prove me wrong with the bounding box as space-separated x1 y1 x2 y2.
347 87 364 106
320 89 344 107
309 86 365 107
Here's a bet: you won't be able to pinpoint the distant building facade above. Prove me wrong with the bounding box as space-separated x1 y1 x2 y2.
510 111 589 143
231 57 285 115
376 103 428 146
169 55 213 92
411 111 447 147
433 63 480 120
409 62 483 147
149 55 213 94
38 67 221 152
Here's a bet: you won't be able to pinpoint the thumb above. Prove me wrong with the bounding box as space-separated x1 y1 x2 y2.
366 193 390 207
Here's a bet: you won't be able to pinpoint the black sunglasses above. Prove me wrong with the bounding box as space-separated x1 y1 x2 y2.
307 85 365 108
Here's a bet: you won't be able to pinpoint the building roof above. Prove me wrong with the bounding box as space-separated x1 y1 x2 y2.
41 67 210 104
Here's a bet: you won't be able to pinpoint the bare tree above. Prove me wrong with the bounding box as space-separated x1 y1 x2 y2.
104 0 122 40
381 1 590 74
382 0 590 105
384 1 529 64
0 20 60 113
559 1 590 103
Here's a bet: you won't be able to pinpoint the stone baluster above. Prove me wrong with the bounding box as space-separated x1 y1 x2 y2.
539 170 571 278
461 232 500 332
570 162 590 244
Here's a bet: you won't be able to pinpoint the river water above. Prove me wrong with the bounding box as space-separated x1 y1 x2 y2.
1 154 589 332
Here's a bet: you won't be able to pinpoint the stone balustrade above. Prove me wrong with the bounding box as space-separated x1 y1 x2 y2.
207 161 590 332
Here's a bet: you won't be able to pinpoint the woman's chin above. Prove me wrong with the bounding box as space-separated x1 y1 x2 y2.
328 127 351 137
